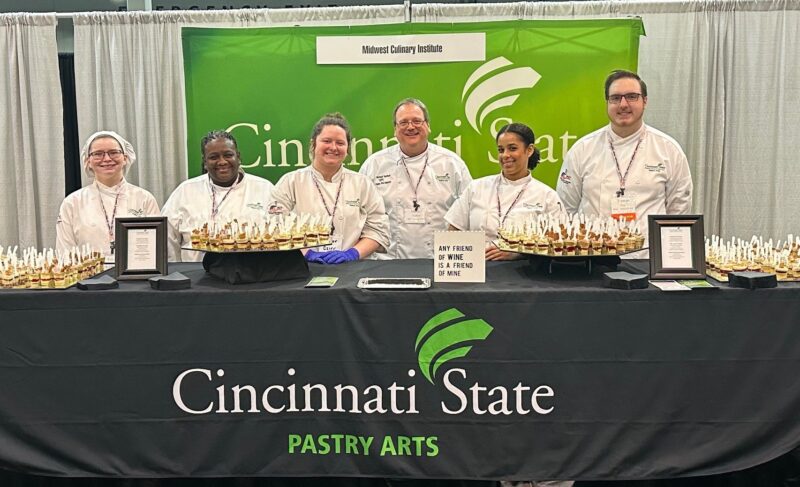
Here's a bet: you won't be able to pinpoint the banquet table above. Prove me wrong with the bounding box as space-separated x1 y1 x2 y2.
1 259 799 481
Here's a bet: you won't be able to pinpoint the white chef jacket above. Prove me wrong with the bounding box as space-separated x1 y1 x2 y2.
556 123 693 227
360 143 472 259
270 166 389 252
161 173 274 262
56 180 160 262
445 173 564 243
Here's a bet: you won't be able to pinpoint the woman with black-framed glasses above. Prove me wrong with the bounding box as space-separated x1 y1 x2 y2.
56 131 160 263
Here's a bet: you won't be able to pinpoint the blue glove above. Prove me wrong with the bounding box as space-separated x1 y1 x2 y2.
320 248 360 265
304 249 327 264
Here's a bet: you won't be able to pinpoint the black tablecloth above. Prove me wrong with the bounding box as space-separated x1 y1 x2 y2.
1 259 799 481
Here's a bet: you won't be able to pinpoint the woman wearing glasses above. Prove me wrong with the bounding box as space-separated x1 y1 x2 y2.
445 122 564 261
271 112 389 264
56 131 160 261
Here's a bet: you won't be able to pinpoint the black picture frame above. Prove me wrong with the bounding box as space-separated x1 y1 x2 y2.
648 214 706 280
114 217 168 280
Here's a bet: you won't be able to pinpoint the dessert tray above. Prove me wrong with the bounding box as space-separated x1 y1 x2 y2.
185 213 332 255
1 244 106 290
706 233 800 282
183 242 327 254
494 240 647 259
705 269 797 283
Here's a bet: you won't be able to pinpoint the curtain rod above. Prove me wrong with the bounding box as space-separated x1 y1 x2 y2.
54 2 414 21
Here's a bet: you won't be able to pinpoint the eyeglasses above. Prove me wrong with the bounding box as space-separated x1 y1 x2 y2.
607 93 643 104
88 150 124 161
396 119 426 128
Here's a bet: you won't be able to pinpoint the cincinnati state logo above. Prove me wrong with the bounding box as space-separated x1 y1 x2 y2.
461 56 542 134
414 308 493 384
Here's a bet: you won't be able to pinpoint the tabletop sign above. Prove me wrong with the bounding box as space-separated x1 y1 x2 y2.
433 231 485 283
648 214 705 280
114 217 168 280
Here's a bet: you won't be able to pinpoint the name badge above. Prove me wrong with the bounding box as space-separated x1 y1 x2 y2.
611 194 637 221
375 174 392 186
403 206 426 224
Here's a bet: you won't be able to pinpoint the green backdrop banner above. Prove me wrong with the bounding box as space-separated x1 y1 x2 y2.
182 19 644 187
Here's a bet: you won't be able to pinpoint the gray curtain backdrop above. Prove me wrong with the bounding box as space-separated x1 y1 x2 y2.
413 0 800 239
0 13 63 249
71 5 405 207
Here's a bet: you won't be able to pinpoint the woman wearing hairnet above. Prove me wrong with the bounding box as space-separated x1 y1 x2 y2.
56 131 160 261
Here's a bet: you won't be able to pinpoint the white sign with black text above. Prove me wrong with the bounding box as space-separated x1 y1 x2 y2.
434 231 485 283
316 33 486 65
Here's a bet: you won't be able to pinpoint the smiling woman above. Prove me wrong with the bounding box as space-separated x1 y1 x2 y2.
160 130 276 262
270 113 390 264
55 131 160 263
444 122 564 261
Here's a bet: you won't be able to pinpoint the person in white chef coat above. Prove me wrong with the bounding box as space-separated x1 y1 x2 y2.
445 122 564 261
556 70 693 235
359 98 472 259
56 130 160 262
271 112 389 264
161 130 274 262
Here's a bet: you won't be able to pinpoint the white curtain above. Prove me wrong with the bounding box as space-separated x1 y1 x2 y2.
414 0 800 239
0 13 63 249
73 0 800 240
72 6 405 208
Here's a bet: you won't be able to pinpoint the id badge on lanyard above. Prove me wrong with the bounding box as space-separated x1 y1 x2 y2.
403 205 426 224
611 194 637 222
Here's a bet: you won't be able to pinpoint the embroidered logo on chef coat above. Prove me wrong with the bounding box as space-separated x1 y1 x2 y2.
374 174 392 186
559 170 572 184
644 162 666 173
130 208 145 217
345 198 361 207
247 202 265 211
522 202 543 211
435 173 451 182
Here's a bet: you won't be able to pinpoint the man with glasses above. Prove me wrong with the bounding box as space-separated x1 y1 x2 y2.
556 70 693 234
360 98 472 259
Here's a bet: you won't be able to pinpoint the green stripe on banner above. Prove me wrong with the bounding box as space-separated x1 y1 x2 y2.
182 19 644 187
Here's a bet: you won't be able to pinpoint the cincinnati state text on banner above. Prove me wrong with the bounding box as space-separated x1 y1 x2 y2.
182 19 645 187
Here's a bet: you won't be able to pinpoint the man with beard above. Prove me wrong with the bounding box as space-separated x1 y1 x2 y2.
360 98 472 259
556 70 693 236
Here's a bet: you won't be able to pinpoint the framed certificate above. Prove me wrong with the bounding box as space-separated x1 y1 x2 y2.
648 215 705 280
114 217 168 280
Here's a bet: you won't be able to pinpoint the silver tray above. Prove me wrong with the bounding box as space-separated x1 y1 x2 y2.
357 277 431 290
